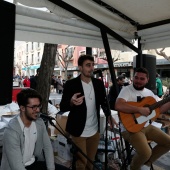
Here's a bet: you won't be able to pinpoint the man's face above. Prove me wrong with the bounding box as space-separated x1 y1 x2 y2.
24 98 41 121
79 60 94 78
133 72 149 90
118 78 125 86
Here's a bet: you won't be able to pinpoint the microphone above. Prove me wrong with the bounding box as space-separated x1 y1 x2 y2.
39 113 55 121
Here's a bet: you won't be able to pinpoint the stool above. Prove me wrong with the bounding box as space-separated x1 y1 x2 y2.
123 140 154 170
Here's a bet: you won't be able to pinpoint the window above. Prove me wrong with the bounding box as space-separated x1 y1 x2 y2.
32 54 34 64
32 42 34 50
26 44 28 52
26 56 28 64
37 52 40 63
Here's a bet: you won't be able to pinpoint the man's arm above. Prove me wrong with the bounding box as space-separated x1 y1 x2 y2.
108 85 117 110
42 120 55 170
98 81 118 127
3 129 26 170
60 81 73 112
160 102 170 114
115 98 151 117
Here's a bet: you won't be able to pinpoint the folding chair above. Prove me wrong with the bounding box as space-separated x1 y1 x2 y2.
122 140 154 170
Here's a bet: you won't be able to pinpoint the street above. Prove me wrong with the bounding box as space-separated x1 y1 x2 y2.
49 92 62 105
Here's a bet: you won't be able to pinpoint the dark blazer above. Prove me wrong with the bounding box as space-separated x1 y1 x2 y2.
60 75 110 137
108 84 123 110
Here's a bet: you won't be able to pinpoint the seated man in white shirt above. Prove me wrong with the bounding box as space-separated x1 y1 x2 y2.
1 88 68 170
115 67 170 170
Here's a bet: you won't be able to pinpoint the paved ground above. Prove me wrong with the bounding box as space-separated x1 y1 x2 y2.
49 92 170 170
153 151 170 170
49 92 63 105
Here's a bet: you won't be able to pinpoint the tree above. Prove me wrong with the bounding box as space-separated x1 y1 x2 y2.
36 43 57 114
93 48 121 62
56 45 75 80
155 48 170 62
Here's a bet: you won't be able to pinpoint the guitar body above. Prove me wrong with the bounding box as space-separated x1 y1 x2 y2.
119 96 160 133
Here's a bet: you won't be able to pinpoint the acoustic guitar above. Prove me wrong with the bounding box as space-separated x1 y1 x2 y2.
119 96 170 133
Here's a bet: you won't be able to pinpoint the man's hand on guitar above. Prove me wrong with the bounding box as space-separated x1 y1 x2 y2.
139 107 150 117
119 96 170 132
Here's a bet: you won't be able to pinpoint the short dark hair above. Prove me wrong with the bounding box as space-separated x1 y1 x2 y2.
78 54 94 66
135 67 149 78
17 88 42 107
156 73 160 77
116 75 124 81
37 68 40 74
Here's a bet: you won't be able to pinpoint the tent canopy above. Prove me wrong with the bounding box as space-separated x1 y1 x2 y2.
14 0 170 52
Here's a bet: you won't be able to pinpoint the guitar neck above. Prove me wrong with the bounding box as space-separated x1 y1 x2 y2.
157 117 170 121
149 97 170 111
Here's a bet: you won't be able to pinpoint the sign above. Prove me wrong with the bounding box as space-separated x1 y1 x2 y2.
114 62 132 67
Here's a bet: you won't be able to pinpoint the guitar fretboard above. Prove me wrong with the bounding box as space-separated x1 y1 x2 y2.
149 97 170 111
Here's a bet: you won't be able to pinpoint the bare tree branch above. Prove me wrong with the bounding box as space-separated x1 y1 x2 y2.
94 48 121 63
56 45 75 79
155 48 170 61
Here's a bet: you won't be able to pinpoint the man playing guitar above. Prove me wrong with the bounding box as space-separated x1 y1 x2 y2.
115 67 170 170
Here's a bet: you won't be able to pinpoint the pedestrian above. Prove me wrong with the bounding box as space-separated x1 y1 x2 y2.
56 75 63 94
50 75 56 92
156 73 163 98
23 76 31 87
62 79 66 88
115 67 170 170
121 73 131 86
30 68 40 90
108 75 125 110
18 75 23 87
60 54 118 170
0 88 69 170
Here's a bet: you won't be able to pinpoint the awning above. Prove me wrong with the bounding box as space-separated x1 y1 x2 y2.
12 0 170 51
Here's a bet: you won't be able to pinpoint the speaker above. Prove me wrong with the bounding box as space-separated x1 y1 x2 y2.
133 54 156 92
0 1 15 105
86 47 92 55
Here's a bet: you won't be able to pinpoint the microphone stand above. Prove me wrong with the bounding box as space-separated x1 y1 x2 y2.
47 118 101 170
95 69 121 170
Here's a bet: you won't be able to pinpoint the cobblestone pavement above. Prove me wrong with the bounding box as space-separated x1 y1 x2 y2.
153 151 170 170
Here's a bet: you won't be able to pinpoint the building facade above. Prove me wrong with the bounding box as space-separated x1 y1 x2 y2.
14 41 170 80
14 41 44 77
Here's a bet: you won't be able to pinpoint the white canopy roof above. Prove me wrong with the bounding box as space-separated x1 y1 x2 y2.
12 0 170 52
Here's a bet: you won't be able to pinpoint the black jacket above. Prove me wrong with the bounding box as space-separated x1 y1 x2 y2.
60 75 110 137
108 85 123 110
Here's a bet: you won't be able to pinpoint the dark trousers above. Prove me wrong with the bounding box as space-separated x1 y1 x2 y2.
25 161 69 170
25 161 46 170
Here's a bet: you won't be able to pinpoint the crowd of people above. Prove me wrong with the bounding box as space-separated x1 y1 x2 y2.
13 68 40 89
6 54 170 170
51 75 64 94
